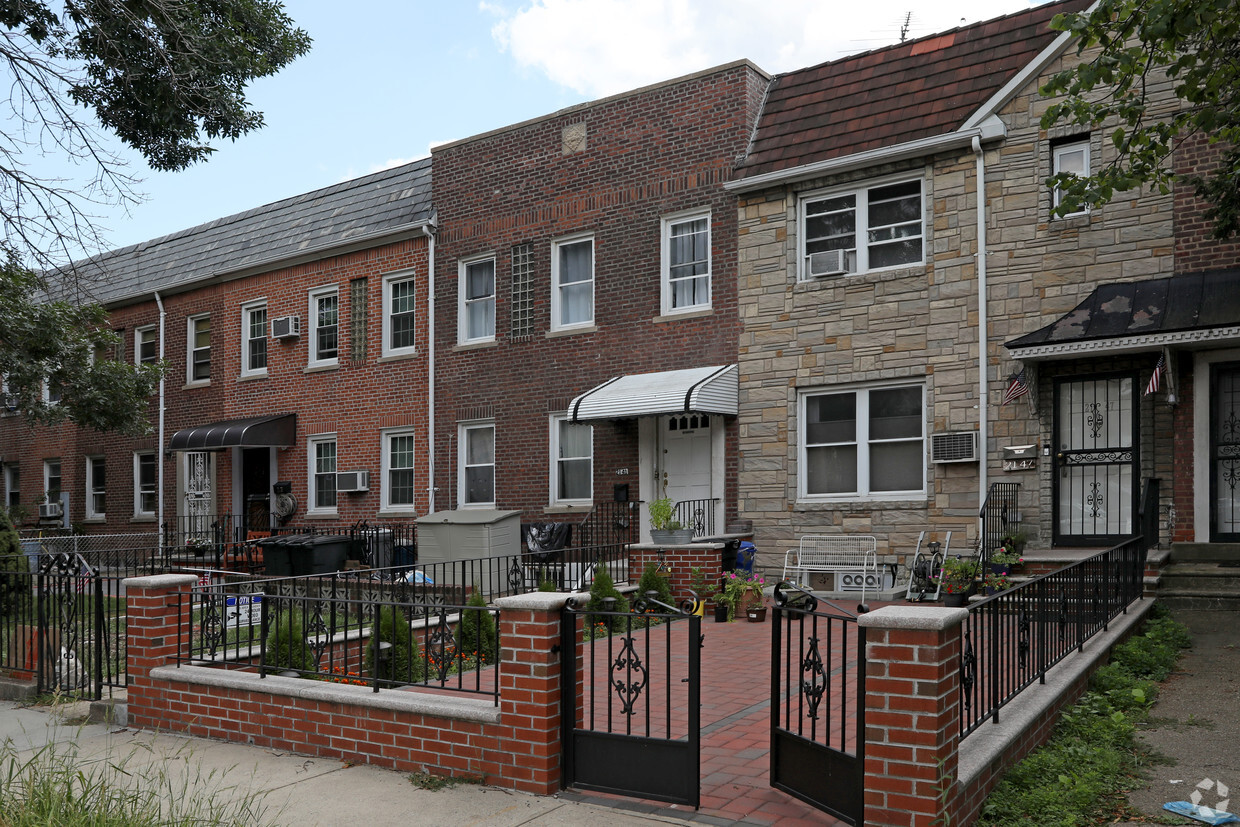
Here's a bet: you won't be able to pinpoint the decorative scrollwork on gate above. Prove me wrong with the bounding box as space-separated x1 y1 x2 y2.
800 635 827 720
1087 481 1104 519
508 558 525 594
610 636 648 716
1017 610 1031 671
961 628 976 714
427 606 455 683
201 591 224 657
1086 402 1104 439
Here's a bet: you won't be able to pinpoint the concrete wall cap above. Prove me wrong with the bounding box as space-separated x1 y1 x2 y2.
122 574 199 589
857 605 969 631
494 591 575 611
150 665 501 724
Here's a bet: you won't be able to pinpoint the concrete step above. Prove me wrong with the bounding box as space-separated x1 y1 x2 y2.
1156 564 1240 593
1170 542 1240 563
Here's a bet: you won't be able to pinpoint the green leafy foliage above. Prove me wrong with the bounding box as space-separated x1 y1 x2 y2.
0 518 28 617
0 255 163 434
365 605 422 683
1041 0 1240 238
454 590 498 667
265 608 311 673
584 567 629 632
636 562 673 608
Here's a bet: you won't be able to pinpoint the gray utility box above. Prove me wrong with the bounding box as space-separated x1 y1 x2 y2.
415 509 522 595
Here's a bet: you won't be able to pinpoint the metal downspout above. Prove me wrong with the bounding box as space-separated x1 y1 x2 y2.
154 291 166 553
973 136 989 513
423 223 436 514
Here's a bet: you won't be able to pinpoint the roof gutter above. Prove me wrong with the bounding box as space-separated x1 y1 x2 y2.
724 117 1005 194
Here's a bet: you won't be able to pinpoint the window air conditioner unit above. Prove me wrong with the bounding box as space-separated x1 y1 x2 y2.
272 315 301 339
39 502 63 519
2 394 16 412
807 249 848 277
931 431 978 463
335 470 369 492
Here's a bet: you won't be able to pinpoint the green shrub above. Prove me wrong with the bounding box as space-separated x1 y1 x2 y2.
636 562 673 608
0 518 27 617
585 567 629 632
265 608 312 673
455 590 498 666
365 605 422 683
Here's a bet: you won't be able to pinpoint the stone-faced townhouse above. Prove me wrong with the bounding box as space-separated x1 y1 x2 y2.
428 62 768 540
0 160 434 537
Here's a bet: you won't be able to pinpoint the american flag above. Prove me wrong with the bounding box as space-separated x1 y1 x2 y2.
1145 353 1166 396
1001 369 1030 406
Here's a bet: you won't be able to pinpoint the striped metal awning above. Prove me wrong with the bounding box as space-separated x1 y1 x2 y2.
168 413 296 451
569 365 738 422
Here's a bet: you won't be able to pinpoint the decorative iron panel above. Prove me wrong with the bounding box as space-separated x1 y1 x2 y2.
1054 376 1137 543
1212 363 1240 541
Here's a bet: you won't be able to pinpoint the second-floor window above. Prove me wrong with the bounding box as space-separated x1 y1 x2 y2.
86 456 106 519
309 287 339 367
241 301 267 377
1052 138 1090 217
4 463 19 509
382 271 417 357
662 211 711 314
551 235 593 331
801 178 924 279
460 256 496 343
187 315 211 384
135 325 158 365
44 459 61 502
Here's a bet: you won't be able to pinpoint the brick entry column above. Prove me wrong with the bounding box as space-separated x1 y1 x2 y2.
857 606 968 827
124 574 198 727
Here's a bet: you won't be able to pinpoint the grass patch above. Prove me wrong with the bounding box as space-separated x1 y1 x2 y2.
978 603 1191 827
408 770 485 790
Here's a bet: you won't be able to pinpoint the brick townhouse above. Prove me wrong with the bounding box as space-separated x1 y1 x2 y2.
428 61 768 541
726 0 1239 578
0 161 434 537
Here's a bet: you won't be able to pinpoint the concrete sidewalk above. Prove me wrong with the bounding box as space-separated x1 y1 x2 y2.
0 699 698 827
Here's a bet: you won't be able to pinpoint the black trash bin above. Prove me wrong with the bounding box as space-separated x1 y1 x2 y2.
298 534 353 575
256 535 298 577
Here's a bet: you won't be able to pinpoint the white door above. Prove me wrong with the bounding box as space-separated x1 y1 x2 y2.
659 414 714 534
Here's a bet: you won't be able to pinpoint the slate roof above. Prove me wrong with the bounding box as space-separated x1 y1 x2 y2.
68 157 433 307
734 0 1090 180
1006 269 1240 349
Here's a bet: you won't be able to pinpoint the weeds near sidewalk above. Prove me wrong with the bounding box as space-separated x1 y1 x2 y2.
408 770 485 790
0 731 277 826
978 604 1190 826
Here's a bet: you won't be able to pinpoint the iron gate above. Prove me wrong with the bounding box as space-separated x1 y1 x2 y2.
560 594 701 808
770 583 866 825
35 552 117 697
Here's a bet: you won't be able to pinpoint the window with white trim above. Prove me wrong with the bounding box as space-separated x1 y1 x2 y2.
550 414 592 505
4 463 19 509
42 378 61 405
1 376 16 413
135 325 158 365
134 452 157 517
800 178 924 279
382 270 417 357
241 300 268 377
309 286 339 368
1052 139 1090 217
799 384 925 500
459 422 495 507
459 256 496 343
661 211 711 314
308 435 337 513
551 235 593 330
187 314 211 384
381 428 417 511
43 459 61 502
85 456 106 519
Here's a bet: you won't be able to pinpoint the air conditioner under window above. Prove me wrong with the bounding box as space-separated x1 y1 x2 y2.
807 248 849 277
335 470 369 492
272 315 301 339
39 502 63 519
931 431 978 463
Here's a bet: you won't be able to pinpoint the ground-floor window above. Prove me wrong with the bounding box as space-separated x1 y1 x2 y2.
459 422 495 507
551 414 592 505
308 435 337 513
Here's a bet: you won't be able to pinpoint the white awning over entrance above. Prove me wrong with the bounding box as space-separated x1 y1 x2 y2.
569 365 738 422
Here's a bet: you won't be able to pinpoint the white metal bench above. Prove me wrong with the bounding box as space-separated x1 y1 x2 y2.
782 535 879 601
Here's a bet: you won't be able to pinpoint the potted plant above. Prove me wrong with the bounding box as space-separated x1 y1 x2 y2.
717 570 766 622
939 556 980 608
989 547 1023 576
686 566 719 619
983 570 1013 595
999 531 1027 556
649 497 694 545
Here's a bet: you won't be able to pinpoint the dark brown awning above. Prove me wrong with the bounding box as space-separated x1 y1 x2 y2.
169 413 296 451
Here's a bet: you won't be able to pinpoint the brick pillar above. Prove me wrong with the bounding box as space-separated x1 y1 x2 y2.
493 592 568 795
857 606 969 827
124 574 197 729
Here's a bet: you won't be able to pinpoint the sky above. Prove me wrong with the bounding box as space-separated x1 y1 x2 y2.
59 0 1052 257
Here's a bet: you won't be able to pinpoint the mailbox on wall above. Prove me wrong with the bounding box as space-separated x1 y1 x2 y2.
1002 444 1038 472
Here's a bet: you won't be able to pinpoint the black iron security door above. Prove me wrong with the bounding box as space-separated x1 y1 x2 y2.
1211 362 1240 541
560 596 701 808
1054 375 1139 545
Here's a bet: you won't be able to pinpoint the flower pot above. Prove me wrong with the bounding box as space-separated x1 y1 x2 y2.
746 606 767 622
713 603 730 623
943 591 970 608
989 562 1011 577
651 528 695 545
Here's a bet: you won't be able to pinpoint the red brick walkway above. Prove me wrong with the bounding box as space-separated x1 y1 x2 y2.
562 604 872 826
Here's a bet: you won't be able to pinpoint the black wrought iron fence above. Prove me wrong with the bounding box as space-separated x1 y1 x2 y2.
177 580 500 702
672 498 718 538
959 535 1147 738
978 482 1021 567
574 501 641 547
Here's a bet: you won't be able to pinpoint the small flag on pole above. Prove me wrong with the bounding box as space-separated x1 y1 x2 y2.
198 572 212 588
1002 369 1030 406
1145 353 1166 396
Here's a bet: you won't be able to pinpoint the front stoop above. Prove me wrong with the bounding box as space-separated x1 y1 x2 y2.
1157 543 1240 610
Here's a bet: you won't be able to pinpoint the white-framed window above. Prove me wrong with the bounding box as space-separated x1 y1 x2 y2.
43 459 61 502
800 177 924 279
381 428 417 511
2 376 17 413
551 234 594 331
42 378 61 405
240 300 268 377
1052 139 1090 217
134 325 158 365
382 270 418 357
661 210 711 314
458 422 495 507
308 286 339 368
187 314 211 384
550 414 592 505
798 383 926 501
458 255 496 344
134 452 157 517
85 456 106 519
4 463 19 509
308 435 337 513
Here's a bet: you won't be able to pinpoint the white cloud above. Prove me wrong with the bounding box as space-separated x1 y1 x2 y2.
491 0 1044 98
